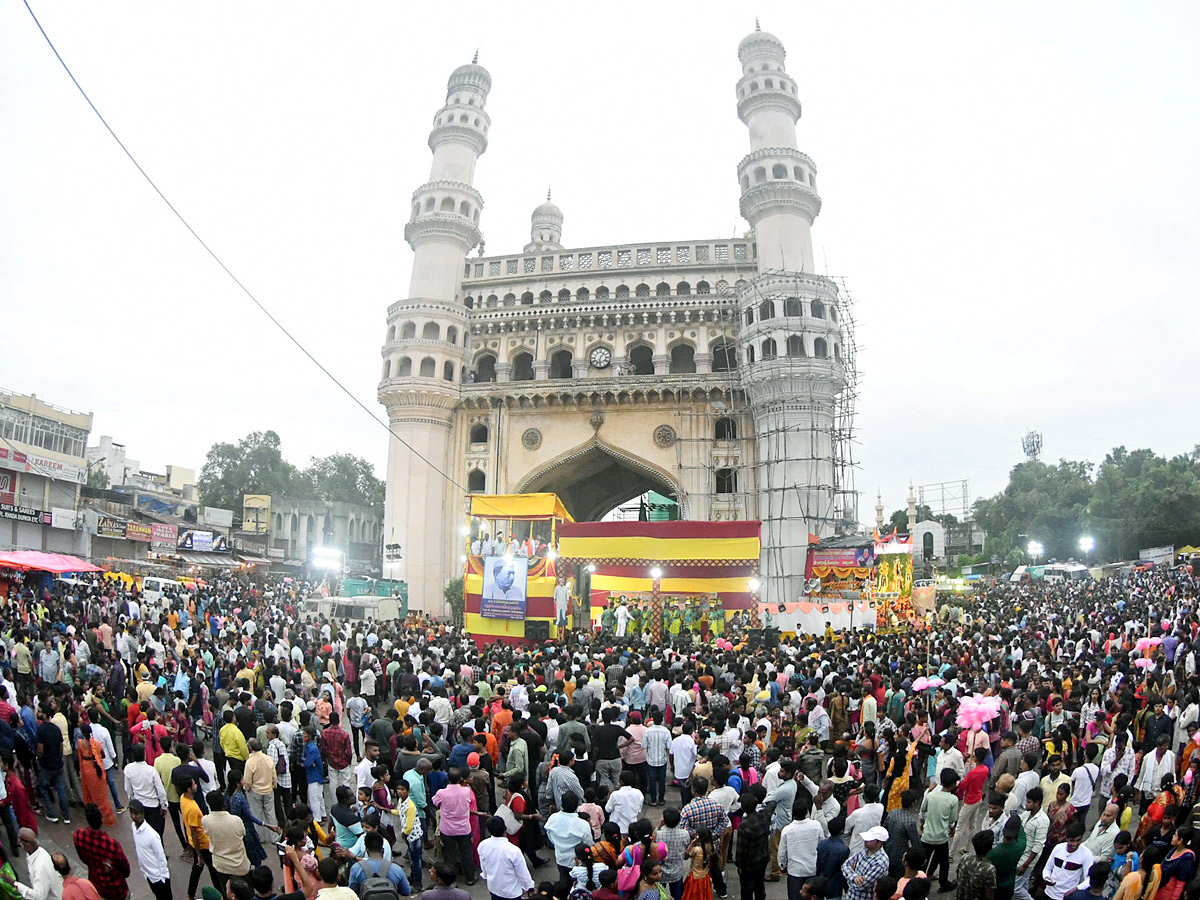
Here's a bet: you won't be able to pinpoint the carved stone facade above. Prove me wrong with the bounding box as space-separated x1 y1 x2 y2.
379 29 854 614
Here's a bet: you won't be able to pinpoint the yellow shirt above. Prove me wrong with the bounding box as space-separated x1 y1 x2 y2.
394 698 411 721
154 752 182 803
220 722 249 761
182 793 209 849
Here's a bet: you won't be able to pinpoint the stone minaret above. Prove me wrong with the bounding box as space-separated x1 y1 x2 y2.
379 58 491 613
735 25 845 606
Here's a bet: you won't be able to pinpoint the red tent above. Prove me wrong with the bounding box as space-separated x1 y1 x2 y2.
0 551 101 573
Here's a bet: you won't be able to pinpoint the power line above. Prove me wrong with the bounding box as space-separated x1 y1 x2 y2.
18 0 510 517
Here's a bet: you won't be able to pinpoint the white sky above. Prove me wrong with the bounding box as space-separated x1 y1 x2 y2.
3 2 1198 521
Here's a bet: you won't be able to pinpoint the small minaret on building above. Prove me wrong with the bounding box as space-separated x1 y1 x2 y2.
875 491 885 532
524 190 564 254
379 57 491 613
906 483 918 534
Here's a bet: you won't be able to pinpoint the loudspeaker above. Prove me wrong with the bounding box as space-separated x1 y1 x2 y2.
525 620 550 642
748 627 779 651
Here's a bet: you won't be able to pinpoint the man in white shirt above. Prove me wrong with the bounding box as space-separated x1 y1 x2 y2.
1041 821 1094 900
777 804 823 886
1069 747 1101 820
932 732 966 786
123 744 168 828
671 727 698 800
478 817 534 900
844 783 885 855
1133 735 1176 806
605 771 645 835
128 800 172 900
7 828 63 900
89 717 121 813
1084 803 1120 865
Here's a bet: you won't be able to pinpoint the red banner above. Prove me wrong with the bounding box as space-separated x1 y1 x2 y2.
125 522 152 542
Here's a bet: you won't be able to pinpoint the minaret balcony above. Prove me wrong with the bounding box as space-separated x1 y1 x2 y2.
739 180 822 225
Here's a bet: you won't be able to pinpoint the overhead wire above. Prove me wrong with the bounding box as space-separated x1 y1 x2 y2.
18 0 511 518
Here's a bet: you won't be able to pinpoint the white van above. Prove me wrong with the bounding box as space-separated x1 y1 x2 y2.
304 595 402 623
142 577 185 606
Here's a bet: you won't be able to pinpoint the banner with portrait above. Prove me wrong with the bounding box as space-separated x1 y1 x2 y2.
480 556 528 620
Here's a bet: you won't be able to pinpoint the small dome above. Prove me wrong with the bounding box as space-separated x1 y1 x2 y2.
533 199 562 222
738 24 786 63
448 59 492 95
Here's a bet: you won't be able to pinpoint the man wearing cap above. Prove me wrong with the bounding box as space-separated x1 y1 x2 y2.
840 826 890 900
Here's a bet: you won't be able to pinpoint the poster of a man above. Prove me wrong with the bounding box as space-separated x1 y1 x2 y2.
481 556 528 619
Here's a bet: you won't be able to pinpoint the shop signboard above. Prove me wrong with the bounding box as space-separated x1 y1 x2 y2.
0 503 47 524
96 516 127 539
51 508 78 530
150 523 178 550
125 522 153 542
0 448 84 484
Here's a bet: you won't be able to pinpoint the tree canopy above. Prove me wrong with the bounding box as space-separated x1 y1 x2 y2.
198 430 384 516
972 446 1200 564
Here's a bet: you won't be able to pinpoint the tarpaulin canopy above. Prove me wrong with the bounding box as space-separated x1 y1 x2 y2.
0 551 101 573
469 493 574 522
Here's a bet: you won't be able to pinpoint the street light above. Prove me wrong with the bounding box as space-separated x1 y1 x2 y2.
649 567 663 580
1027 540 1044 564
748 578 761 592
1079 535 1095 564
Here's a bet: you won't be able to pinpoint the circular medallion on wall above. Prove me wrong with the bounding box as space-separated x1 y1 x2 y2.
653 424 677 448
521 428 542 450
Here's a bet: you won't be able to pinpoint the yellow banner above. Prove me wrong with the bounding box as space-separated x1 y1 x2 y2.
591 575 751 594
558 535 759 562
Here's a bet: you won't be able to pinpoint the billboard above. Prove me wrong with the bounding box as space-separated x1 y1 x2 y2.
202 507 234 529
125 522 153 542
177 529 229 552
1140 546 1174 567
874 553 913 598
96 515 127 539
480 555 528 620
811 547 873 568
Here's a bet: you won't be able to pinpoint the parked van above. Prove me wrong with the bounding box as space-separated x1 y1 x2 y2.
304 595 403 623
142 577 185 606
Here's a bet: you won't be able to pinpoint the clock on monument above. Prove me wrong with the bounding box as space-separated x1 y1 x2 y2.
589 347 612 369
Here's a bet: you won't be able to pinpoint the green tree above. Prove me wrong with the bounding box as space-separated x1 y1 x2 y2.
971 459 1094 562
85 461 110 490
888 505 934 531
198 430 303 512
302 454 384 509
444 576 464 626
1089 446 1200 561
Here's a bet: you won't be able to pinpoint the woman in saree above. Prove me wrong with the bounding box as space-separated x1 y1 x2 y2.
884 734 916 811
75 711 115 825
1136 773 1186 850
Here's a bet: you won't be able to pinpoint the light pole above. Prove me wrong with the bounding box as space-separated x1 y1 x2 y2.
1027 540 1044 566
1079 535 1095 566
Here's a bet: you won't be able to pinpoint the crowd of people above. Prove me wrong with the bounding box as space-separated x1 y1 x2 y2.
0 563 1196 900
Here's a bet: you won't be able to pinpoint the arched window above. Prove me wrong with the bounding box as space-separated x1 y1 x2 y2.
447 326 458 344
761 338 777 359
469 424 489 443
712 341 738 372
275 513 283 533
754 166 767 183
635 283 650 298
401 322 416 339
595 286 609 301
512 352 535 381
348 521 356 542
786 335 805 357
811 300 825 319
715 417 738 440
923 532 935 560
549 349 573 379
830 305 837 322
813 338 828 358
615 285 630 300
747 345 756 363
443 361 455 381
503 293 516 306
487 294 498 307
397 357 412 377
764 78 774 89
422 322 440 340
577 287 590 303
475 353 496 382
669 344 696 374
419 357 436 377
464 296 474 309
794 166 804 181
424 197 435 211
459 201 471 217
629 345 654 375
696 281 711 295
439 197 455 211
387 325 395 342
745 308 754 327
521 292 534 305
772 163 788 179
834 343 842 359
539 290 553 304
559 289 571 303
382 360 391 379
741 175 750 191
784 299 802 317
467 469 486 492
716 468 738 494
676 282 691 296
656 282 671 297
759 300 775 320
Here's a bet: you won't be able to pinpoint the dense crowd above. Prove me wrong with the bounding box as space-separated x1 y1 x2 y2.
0 564 1197 900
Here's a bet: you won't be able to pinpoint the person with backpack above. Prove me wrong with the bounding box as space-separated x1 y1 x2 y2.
348 831 410 898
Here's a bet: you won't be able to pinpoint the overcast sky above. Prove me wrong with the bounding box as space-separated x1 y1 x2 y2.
3 2 1198 522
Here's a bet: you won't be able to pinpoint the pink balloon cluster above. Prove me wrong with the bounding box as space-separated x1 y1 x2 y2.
1134 637 1163 653
957 693 1002 731
911 676 945 692
717 639 733 651
1134 658 1154 669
